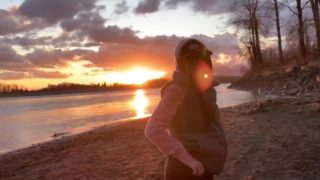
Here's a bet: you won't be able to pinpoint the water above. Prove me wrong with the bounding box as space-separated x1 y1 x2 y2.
0 83 256 154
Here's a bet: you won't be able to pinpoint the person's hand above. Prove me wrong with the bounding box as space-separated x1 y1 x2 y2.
189 158 205 176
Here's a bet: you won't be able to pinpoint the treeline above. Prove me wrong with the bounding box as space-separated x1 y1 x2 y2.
231 0 320 71
0 76 242 97
40 78 170 92
0 78 170 97
0 83 28 93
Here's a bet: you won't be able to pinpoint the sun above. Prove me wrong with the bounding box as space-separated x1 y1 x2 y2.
103 67 167 85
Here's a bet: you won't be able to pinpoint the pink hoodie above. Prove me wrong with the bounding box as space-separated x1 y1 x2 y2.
144 77 197 168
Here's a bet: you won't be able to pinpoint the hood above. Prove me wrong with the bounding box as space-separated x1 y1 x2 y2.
173 38 220 87
175 38 205 73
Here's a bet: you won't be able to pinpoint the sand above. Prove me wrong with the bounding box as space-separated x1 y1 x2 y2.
0 97 319 180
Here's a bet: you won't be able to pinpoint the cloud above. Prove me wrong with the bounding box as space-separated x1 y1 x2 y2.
18 0 99 24
83 33 244 75
114 0 130 15
85 35 181 69
165 0 189 8
29 70 71 79
60 11 105 32
89 26 141 44
134 0 161 14
16 0 134 47
2 32 100 50
0 42 31 71
0 41 82 80
3 36 51 48
0 9 35 35
0 70 71 80
25 48 93 68
1 32 243 80
134 0 232 15
60 11 141 44
0 71 28 80
0 0 244 81
191 33 240 57
1 0 102 36
186 0 231 15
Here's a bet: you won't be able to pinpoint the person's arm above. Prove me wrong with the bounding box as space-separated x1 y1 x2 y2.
144 83 200 168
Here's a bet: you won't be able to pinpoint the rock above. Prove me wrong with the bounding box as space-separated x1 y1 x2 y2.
245 175 254 180
52 132 67 138
287 89 298 96
241 102 268 115
306 85 314 90
252 168 262 174
309 103 320 113
301 66 308 71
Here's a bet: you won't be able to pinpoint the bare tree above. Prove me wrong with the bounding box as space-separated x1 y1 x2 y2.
251 0 264 68
310 0 320 52
304 17 312 53
274 0 284 63
297 0 308 64
231 0 264 70
279 0 310 64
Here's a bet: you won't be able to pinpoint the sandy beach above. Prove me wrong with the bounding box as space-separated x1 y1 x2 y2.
0 97 319 180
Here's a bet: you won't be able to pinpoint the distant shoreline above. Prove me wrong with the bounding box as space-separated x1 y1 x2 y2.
0 86 161 99
0 78 169 99
0 76 241 99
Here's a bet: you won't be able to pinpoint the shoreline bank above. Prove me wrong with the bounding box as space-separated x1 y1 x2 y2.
229 65 320 97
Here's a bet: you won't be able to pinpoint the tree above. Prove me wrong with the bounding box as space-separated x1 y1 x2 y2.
231 0 264 70
304 17 312 53
274 0 284 63
296 0 307 64
279 0 310 64
310 0 320 52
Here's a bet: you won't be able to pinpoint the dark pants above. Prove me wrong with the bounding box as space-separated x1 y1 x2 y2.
164 157 215 180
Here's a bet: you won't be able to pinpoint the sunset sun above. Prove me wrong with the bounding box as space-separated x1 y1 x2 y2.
103 67 167 85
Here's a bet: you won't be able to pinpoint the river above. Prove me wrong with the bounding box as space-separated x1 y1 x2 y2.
0 83 257 154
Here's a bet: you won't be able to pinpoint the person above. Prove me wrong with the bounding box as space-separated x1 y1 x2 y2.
144 38 228 180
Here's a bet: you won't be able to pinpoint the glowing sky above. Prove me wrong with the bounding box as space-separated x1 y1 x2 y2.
0 0 245 89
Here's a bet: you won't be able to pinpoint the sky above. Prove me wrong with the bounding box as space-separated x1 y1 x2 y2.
0 0 246 89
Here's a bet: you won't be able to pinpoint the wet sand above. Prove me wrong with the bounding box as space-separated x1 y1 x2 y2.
0 97 319 179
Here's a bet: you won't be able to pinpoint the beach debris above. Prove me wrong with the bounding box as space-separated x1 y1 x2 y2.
283 83 288 89
52 132 67 138
237 100 272 115
245 103 267 115
309 103 320 113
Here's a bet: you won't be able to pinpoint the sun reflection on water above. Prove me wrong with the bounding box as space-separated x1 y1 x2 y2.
132 89 149 118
